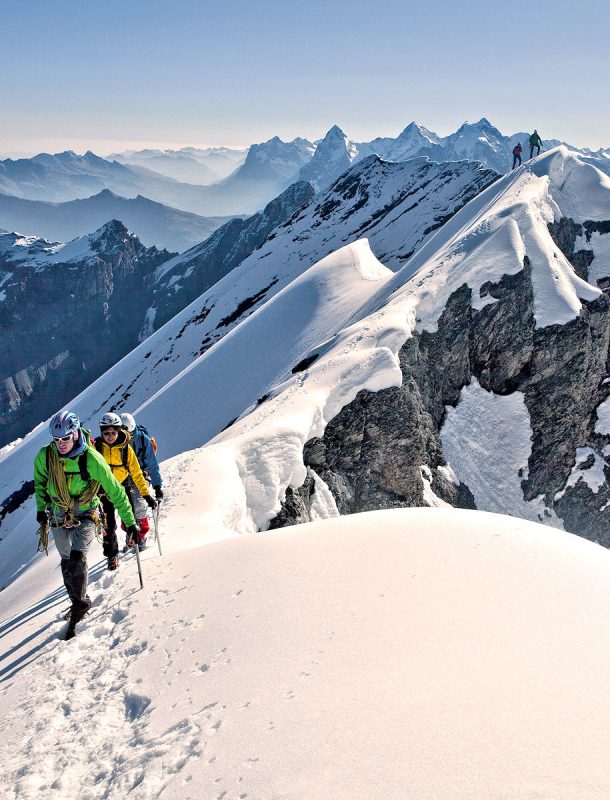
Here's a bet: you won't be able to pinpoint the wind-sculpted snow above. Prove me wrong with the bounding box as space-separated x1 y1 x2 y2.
1 148 610 588
0 240 394 586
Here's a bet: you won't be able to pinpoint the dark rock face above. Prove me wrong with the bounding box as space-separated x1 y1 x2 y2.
0 183 314 446
272 219 610 544
149 181 315 331
0 221 171 445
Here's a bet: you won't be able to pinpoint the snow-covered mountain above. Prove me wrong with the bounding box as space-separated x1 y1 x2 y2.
299 125 373 190
147 180 315 333
135 156 494 342
0 189 234 253
2 147 610 585
2 153 610 800
2 123 607 222
0 221 171 447
367 121 443 162
364 117 597 175
0 180 316 445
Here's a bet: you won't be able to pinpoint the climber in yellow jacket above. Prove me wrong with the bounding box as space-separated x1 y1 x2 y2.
95 412 157 565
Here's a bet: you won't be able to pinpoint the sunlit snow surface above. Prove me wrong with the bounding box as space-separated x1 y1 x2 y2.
1 147 610 798
440 379 559 524
1 148 610 588
2 509 610 799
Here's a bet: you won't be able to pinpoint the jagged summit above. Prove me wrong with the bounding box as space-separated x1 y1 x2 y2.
397 121 441 143
299 124 371 191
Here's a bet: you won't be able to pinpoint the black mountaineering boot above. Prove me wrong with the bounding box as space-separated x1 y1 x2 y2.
64 550 91 638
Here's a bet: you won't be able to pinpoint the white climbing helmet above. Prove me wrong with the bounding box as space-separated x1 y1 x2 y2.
99 411 122 430
120 412 136 433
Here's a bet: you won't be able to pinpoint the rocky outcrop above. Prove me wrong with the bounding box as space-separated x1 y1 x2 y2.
272 220 610 543
0 221 171 445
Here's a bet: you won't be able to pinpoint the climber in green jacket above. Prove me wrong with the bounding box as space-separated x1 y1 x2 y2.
34 410 139 638
529 130 543 159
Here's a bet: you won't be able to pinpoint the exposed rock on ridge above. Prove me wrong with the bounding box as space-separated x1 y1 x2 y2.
273 221 610 544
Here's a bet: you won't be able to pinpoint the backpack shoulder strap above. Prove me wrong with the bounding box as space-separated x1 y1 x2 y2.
78 452 90 483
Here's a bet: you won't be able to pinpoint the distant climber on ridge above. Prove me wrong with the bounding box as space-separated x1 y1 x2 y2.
529 130 543 159
512 142 523 170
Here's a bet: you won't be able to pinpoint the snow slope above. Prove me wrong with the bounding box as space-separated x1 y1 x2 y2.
2 508 610 799
1 148 609 587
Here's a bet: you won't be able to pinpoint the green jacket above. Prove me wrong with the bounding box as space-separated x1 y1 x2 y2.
34 441 136 526
529 132 542 146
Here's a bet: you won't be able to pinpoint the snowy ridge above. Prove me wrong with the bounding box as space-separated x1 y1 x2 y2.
0 221 135 269
1 147 609 586
355 147 604 331
2 147 610 798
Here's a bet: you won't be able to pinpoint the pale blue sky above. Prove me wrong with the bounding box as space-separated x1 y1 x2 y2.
2 0 609 155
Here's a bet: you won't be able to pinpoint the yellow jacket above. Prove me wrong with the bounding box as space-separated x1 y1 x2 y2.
95 429 151 498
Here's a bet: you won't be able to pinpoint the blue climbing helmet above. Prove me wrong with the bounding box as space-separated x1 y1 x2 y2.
49 410 80 439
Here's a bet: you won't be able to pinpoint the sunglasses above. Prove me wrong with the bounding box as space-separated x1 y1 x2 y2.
53 434 74 443
102 428 119 435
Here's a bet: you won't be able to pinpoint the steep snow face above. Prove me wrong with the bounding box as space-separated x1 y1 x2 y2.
2 509 610 799
147 181 314 333
440 379 560 523
259 155 498 271
137 240 394 463
357 147 603 332
2 148 608 584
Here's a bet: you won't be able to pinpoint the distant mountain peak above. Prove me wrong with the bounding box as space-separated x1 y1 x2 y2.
325 124 348 139
397 121 441 143
92 218 130 237
94 188 120 199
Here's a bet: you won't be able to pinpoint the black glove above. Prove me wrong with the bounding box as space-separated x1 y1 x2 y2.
154 485 163 500
144 494 157 510
126 523 140 545
36 511 47 526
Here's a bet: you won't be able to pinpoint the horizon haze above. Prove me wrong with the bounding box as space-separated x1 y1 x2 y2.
2 0 609 156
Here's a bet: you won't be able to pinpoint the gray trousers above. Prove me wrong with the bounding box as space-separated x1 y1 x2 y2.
52 519 96 615
52 518 96 558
